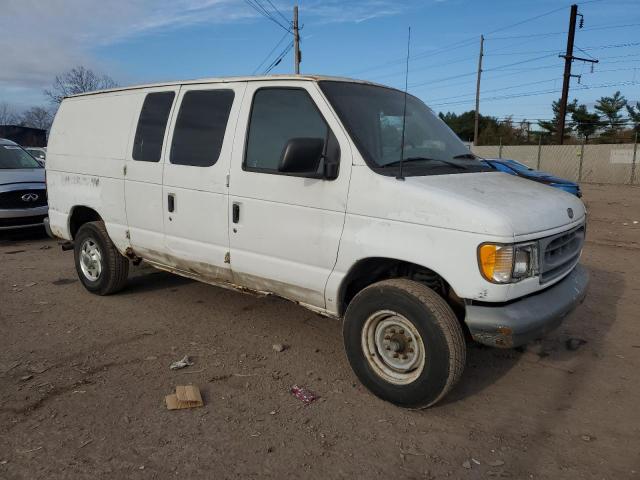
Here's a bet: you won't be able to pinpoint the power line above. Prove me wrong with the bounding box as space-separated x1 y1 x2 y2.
409 64 563 91
428 80 640 108
575 45 597 61
410 71 477 88
368 55 477 81
253 30 291 74
409 54 559 89
485 22 640 40
486 54 559 71
600 52 640 61
264 0 290 25
487 31 566 41
427 78 561 103
263 41 294 74
485 41 640 56
345 2 581 77
346 38 477 76
244 0 291 33
415 61 640 101
590 65 640 74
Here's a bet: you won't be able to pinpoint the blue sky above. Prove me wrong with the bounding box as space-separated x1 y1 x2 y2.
2 0 639 125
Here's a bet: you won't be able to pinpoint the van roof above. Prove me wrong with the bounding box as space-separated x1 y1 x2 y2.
67 75 387 99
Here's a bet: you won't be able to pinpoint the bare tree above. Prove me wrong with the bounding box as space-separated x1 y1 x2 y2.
44 66 118 104
0 102 19 125
20 106 55 131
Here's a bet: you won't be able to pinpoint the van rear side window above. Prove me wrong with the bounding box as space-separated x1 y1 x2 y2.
170 90 235 167
132 91 175 162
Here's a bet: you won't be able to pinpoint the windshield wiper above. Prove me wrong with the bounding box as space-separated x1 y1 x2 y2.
452 153 478 159
382 156 467 170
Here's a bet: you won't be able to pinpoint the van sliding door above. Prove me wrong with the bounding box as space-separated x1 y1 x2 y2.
160 82 246 281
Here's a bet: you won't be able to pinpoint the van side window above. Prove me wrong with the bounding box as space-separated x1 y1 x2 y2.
170 90 235 167
245 88 337 174
132 91 175 162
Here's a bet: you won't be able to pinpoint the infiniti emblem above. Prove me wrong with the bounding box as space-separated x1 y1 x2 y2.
21 193 39 202
567 208 574 219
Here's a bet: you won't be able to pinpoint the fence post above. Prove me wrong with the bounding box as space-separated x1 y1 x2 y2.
498 137 503 159
536 135 542 170
578 137 585 182
632 132 638 185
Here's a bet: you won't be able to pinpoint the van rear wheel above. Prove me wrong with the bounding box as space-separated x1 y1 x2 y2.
74 221 129 295
343 279 465 408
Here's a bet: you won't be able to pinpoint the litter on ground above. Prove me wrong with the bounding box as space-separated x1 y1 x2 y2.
290 385 318 405
165 385 204 410
169 355 194 370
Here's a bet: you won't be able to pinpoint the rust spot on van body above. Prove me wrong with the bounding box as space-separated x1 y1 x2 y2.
126 247 335 318
471 326 514 348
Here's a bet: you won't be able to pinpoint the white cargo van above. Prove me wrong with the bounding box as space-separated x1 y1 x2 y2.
45 75 588 408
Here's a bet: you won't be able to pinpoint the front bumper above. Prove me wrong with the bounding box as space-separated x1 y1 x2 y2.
465 264 589 348
0 206 49 231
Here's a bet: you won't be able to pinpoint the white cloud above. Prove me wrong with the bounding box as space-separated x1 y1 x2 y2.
0 0 250 92
0 0 408 105
300 0 406 24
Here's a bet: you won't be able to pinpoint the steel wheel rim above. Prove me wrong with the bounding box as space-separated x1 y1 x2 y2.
361 310 426 385
79 238 102 281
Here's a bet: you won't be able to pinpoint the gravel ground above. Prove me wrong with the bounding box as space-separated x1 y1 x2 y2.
1 184 639 479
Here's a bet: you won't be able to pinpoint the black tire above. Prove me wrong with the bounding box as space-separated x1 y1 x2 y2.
343 278 465 408
74 221 129 295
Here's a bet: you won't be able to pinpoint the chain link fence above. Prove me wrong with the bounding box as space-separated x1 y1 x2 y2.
471 141 639 185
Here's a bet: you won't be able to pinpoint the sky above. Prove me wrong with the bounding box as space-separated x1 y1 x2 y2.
1 0 639 126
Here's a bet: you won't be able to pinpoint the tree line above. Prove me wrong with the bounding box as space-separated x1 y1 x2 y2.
441 91 640 145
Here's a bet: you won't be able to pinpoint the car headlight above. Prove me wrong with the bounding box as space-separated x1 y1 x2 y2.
478 242 539 284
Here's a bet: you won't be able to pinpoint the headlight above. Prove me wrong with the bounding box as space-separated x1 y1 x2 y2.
478 242 538 284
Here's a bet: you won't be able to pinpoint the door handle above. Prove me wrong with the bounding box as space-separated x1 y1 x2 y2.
232 203 240 223
168 193 175 213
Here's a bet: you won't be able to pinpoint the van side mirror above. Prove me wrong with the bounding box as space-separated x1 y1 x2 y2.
278 138 324 175
323 160 338 180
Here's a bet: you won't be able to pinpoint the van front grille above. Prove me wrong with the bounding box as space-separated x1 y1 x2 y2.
538 225 585 284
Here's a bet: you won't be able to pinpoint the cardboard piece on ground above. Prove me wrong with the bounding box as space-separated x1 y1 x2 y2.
165 385 204 410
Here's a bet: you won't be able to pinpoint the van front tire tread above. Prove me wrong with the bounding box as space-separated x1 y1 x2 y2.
343 278 465 409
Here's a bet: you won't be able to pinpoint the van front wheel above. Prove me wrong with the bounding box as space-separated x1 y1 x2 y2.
343 279 465 408
74 221 129 295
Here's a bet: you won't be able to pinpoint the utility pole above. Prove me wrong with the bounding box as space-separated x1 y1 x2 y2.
557 4 598 144
293 5 301 74
474 34 484 146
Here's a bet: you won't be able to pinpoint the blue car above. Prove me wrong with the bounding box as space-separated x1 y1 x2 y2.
483 158 582 197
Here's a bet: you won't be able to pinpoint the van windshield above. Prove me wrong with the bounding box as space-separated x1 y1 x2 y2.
0 145 43 169
319 81 491 176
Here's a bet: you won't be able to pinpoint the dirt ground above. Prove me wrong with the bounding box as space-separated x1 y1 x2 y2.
1 184 639 479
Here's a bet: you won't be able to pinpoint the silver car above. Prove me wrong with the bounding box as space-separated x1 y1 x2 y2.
25 147 47 164
0 138 48 230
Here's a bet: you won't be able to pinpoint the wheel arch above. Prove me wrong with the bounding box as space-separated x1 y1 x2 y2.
68 205 103 239
336 257 463 318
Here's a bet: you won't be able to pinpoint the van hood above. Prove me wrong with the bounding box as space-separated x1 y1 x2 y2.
400 171 585 237
0 168 45 187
